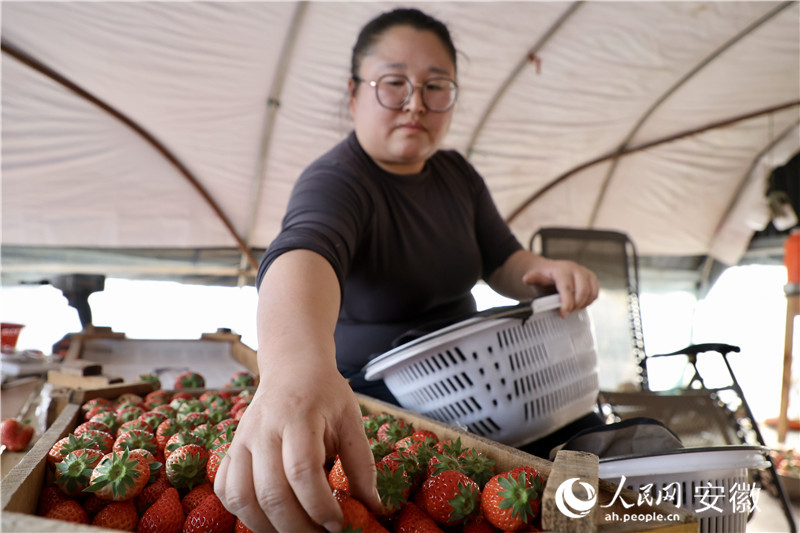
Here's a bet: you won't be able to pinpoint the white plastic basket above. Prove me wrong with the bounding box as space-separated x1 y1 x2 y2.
363 294 599 446
599 446 770 533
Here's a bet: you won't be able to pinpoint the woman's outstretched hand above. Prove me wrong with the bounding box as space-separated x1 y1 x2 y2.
214 362 381 532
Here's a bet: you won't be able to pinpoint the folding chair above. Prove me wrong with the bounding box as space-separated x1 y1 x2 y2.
530 226 796 533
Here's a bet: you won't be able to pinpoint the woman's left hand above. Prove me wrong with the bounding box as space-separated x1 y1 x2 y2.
522 258 599 317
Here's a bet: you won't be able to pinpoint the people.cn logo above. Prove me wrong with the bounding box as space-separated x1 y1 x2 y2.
555 477 598 519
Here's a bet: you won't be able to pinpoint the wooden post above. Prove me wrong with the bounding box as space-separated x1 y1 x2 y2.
778 286 800 443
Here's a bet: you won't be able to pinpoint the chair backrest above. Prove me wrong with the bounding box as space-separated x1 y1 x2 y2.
530 227 647 390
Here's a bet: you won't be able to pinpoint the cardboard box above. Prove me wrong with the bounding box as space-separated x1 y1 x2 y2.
2 384 696 532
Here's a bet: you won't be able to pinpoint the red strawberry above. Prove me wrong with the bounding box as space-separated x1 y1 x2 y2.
54 448 104 496
138 411 168 432
155 419 181 451
83 493 112 517
481 469 543 531
117 405 146 424
182 493 235 533
135 473 171 515
206 441 230 484
115 393 144 408
129 448 163 483
229 371 255 387
164 431 203 459
412 429 439 443
83 429 115 454
174 371 205 389
458 448 496 487
89 411 120 434
375 457 412 516
92 500 139 531
418 470 481 525
234 517 255 533
138 372 162 390
166 444 208 489
144 389 172 407
81 397 113 416
463 515 500 533
44 499 89 524
114 429 158 454
377 419 413 445
338 494 371 531
327 455 350 492
138 486 184 533
0 418 34 452
36 485 71 516
74 419 113 436
85 449 150 501
395 502 444 533
47 433 104 469
117 419 153 437
181 483 215 516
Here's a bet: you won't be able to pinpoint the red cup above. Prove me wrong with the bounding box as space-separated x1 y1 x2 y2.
1 323 25 353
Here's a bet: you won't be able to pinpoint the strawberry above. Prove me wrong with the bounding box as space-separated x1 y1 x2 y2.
117 419 153 436
171 391 194 402
166 444 209 489
182 493 235 533
216 418 238 432
377 419 413 445
47 433 103 469
36 485 71 516
338 494 371 531
368 437 394 463
418 470 481 525
90 411 121 434
135 473 171 515
0 418 34 452
234 517 256 533
228 371 255 387
129 448 163 483
115 393 144 408
117 405 146 424
481 469 543 531
181 483 215 516
151 403 176 419
92 500 139 531
114 429 158 454
54 448 104 496
84 449 150 501
191 423 220 449
138 411 168 432
411 429 439 443
327 455 350 492
138 372 162 390
80 429 115 454
44 499 89 524
83 493 112 517
206 441 230 484
74 419 113 436
463 515 500 533
138 486 184 533
395 502 444 533
209 424 236 451
82 396 113 414
179 411 210 430
174 371 205 389
458 448 496 487
375 457 412 515
164 431 203 459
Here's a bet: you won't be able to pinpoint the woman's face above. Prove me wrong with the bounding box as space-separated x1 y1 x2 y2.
349 25 456 175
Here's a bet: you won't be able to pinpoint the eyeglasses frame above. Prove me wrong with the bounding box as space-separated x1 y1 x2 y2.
353 73 459 113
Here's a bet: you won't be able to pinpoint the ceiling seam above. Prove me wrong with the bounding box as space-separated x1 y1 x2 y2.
0 38 260 274
464 1 584 159
238 1 309 286
506 100 800 226
586 0 796 227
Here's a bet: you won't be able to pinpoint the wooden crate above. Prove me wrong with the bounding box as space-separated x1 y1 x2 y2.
1 384 696 532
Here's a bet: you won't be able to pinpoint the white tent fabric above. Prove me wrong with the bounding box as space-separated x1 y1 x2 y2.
2 1 798 283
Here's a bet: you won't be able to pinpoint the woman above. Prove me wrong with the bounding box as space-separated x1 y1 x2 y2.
215 8 598 532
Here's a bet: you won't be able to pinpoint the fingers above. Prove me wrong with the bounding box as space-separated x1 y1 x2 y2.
215 445 276 533
278 420 342 532
523 260 599 317
336 408 381 514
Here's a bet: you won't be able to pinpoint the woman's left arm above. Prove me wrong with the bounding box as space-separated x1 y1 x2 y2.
486 249 599 317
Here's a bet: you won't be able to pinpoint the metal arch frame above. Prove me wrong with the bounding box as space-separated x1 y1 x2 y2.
0 38 260 275
463 0 797 233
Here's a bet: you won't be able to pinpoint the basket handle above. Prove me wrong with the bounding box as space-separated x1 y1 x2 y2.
532 293 563 314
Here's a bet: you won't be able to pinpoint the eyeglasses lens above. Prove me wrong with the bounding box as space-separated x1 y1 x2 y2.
376 75 456 112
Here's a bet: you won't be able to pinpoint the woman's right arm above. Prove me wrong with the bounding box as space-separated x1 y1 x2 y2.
214 249 382 532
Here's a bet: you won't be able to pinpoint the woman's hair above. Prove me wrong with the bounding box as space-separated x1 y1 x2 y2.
350 8 457 80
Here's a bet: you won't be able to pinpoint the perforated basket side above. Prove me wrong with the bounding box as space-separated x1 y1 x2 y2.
615 468 751 533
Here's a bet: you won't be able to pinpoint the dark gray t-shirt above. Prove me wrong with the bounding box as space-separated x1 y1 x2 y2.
257 132 521 375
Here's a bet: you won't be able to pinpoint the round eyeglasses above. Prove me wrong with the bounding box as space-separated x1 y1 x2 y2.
355 74 458 112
